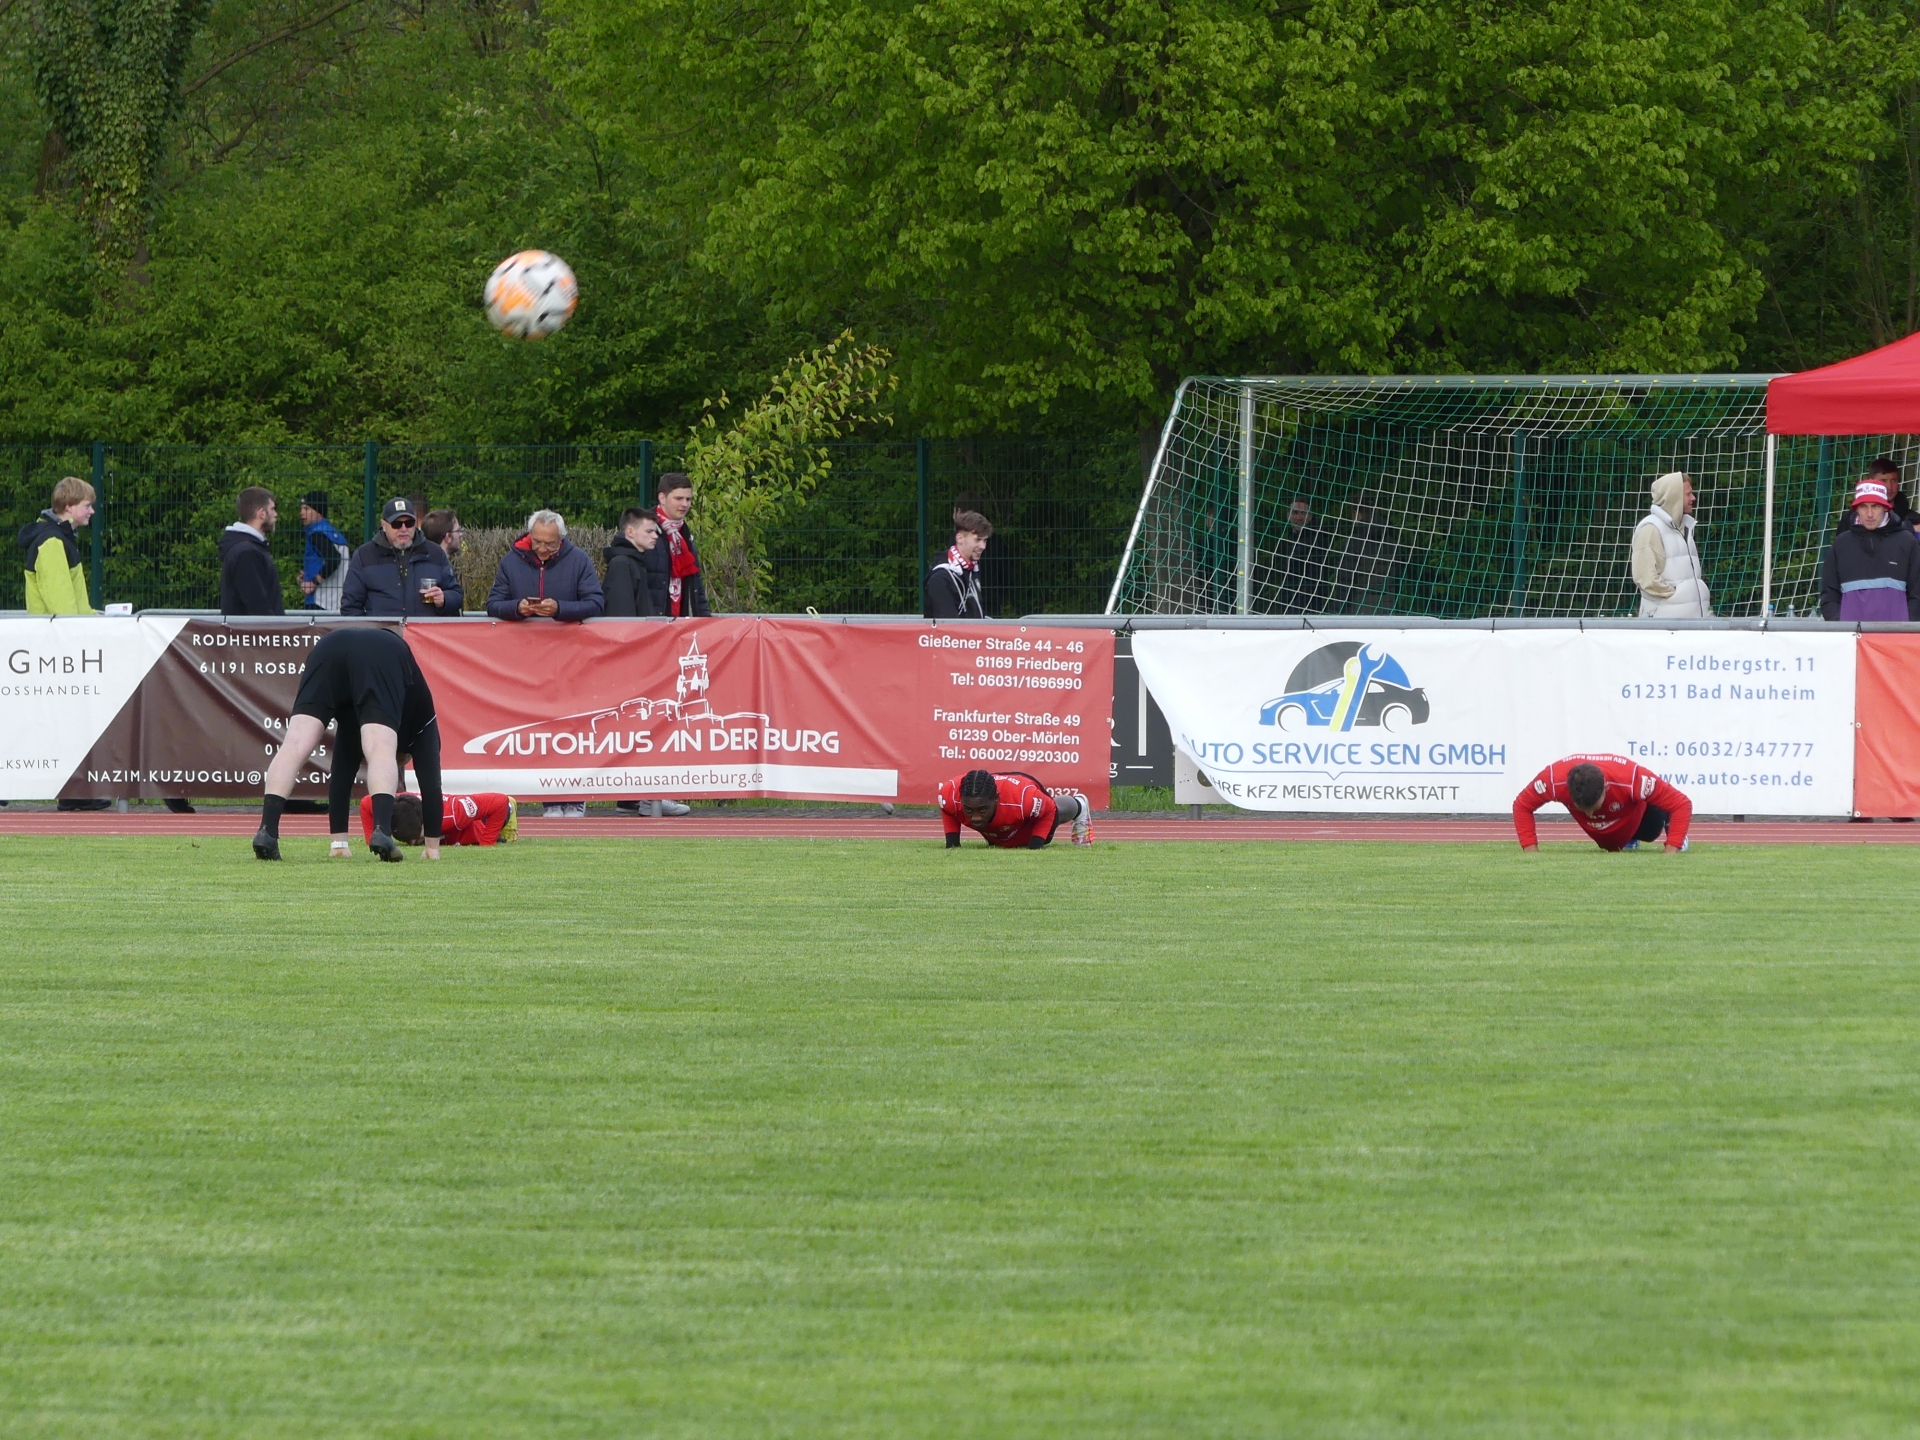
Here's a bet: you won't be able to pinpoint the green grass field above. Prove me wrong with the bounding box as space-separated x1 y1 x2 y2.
3 836 1916 1437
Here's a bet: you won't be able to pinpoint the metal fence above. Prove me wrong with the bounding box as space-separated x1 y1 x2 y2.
2 438 1141 615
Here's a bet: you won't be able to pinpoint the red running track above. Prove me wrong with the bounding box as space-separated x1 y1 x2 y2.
3 812 1919 844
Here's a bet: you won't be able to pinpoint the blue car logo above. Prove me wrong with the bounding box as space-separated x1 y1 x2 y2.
1259 642 1431 734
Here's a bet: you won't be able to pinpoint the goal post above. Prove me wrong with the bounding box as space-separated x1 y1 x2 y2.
1105 374 1888 620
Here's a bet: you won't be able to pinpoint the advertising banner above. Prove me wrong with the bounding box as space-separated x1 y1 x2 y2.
1854 635 1920 817
0 617 1114 804
1133 629 1857 815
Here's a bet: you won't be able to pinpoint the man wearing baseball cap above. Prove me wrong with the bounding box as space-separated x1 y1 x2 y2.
341 497 462 617
1820 474 1920 622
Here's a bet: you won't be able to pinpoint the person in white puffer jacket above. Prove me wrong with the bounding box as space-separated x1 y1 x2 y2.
1632 471 1713 618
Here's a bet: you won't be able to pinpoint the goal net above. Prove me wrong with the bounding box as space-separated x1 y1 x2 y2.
1107 375 1908 619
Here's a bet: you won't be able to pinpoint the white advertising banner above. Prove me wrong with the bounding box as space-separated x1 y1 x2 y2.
0 617 186 799
1133 629 1858 815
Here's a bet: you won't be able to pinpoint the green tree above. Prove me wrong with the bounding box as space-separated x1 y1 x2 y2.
548 0 1847 431
29 0 210 266
684 331 895 609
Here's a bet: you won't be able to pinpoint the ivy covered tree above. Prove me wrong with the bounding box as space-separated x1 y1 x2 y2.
30 0 210 267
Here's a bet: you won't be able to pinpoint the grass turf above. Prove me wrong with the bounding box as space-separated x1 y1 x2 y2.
1 835 1915 1437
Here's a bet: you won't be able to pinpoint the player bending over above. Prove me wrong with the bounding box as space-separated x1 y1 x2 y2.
1513 754 1692 853
254 626 443 863
939 769 1092 848
360 792 517 847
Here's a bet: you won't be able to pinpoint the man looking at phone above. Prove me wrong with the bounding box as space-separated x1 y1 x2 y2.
341 498 461 617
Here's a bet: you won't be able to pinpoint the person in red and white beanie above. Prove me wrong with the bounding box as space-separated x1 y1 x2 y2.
1821 472 1920 622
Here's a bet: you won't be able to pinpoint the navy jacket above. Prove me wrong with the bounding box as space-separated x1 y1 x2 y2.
341 534 462 617
486 535 605 621
1821 520 1920 622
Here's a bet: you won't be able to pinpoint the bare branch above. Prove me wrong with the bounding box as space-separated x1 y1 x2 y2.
186 0 364 95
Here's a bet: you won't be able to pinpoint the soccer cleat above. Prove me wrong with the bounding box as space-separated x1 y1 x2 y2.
1620 840 1639 851
500 798 518 842
1070 791 1094 846
368 828 404 863
252 828 281 861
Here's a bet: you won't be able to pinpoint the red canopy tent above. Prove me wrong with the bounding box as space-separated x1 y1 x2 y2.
1766 329 1920 435
1758 332 1920 611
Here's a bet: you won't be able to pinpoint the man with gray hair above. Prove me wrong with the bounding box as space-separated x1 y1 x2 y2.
486 508 605 622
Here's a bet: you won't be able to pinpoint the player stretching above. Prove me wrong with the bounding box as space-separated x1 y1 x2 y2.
254 626 443 863
360 791 516 848
939 769 1093 849
1513 754 1692 854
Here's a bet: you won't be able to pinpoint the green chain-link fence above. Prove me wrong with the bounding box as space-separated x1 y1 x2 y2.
3 438 1141 616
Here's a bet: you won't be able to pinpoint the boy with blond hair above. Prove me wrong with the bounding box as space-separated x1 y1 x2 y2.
17 476 97 614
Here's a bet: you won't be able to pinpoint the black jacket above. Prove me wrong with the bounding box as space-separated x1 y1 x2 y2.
924 558 984 619
642 521 711 616
218 526 284 615
602 536 659 617
341 534 462 617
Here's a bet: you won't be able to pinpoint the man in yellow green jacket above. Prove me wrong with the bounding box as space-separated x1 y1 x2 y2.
17 475 96 615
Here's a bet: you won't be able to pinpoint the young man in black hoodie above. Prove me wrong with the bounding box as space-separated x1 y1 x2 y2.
219 487 284 615
603 508 661 617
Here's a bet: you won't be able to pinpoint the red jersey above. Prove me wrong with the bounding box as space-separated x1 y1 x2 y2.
1513 754 1691 851
938 772 1061 849
360 792 514 846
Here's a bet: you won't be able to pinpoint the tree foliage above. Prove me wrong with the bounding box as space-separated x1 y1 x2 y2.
685 331 896 610
29 0 209 267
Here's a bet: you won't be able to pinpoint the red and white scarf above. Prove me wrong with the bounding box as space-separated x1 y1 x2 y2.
657 507 701 617
946 544 976 573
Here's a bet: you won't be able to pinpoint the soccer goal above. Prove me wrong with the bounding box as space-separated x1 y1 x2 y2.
1106 374 1909 620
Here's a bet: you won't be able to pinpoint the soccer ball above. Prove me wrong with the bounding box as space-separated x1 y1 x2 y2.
483 250 578 340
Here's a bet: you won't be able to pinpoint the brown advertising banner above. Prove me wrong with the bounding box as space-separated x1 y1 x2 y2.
1 617 1115 804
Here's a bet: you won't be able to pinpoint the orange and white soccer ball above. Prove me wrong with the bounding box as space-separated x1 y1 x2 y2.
483 250 578 340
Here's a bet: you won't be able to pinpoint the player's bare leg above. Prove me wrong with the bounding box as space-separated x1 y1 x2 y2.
254 713 329 860
358 723 405 862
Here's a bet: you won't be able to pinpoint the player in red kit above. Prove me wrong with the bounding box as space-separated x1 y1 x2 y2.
939 769 1093 848
1513 754 1692 853
360 792 517 848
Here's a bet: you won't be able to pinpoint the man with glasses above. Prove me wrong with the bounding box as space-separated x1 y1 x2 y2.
485 508 604 622
341 498 462 617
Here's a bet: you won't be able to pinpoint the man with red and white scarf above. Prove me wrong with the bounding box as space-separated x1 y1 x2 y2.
641 472 711 618
924 510 991 619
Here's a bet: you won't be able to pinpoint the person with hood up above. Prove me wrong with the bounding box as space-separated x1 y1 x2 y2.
1632 471 1712 618
342 498 461 617
1821 475 1920 622
486 508 605 622
18 475 97 615
603 508 661 617
219 487 284 616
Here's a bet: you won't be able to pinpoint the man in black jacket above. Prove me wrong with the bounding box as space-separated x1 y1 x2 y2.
341 498 463 617
1821 475 1920 622
603 508 661 617
925 510 990 619
219 487 284 615
642 473 711 617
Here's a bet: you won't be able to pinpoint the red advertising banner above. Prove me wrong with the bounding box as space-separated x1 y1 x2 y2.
406 618 1113 805
18 617 1112 804
1854 634 1920 817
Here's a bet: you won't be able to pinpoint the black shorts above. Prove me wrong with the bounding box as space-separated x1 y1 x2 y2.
1634 804 1670 844
292 627 423 737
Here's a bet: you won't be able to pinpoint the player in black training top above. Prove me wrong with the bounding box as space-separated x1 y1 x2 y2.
253 626 443 863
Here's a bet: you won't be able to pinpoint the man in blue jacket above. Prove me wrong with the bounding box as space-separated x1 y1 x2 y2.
487 509 605 622
342 498 463 617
